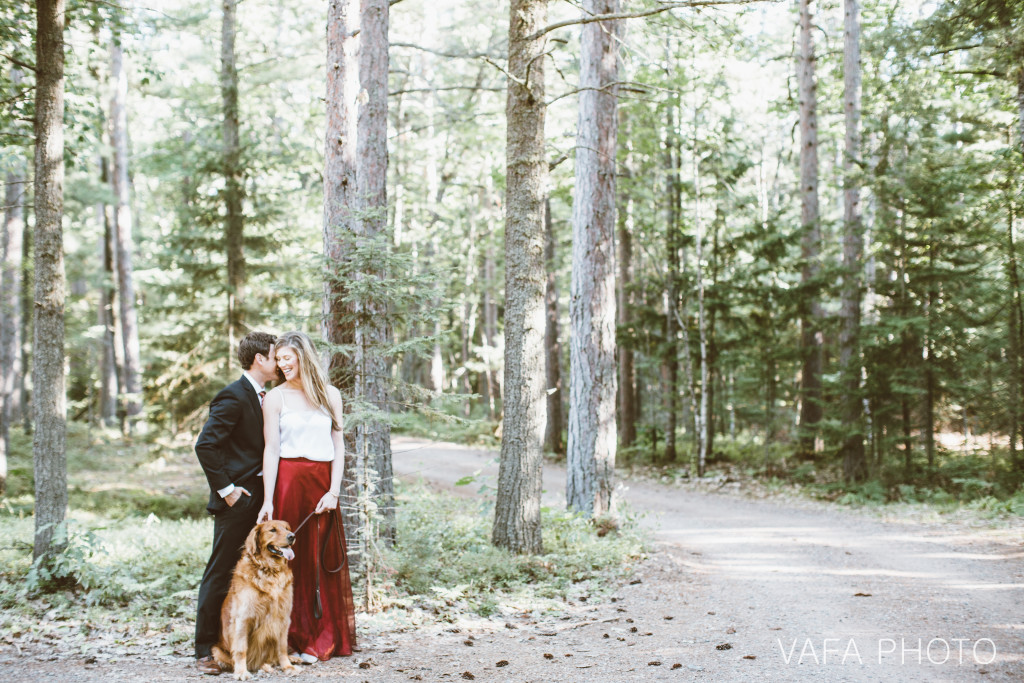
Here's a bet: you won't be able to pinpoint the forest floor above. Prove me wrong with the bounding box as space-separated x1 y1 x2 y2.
4 437 1024 682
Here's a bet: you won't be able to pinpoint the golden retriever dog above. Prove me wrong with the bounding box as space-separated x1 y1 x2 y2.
212 521 297 680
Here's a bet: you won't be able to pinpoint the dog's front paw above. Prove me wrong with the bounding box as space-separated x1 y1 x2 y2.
288 654 303 665
261 663 273 673
233 670 251 681
282 663 298 675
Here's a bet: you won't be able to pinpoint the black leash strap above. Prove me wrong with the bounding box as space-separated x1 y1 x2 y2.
292 507 348 621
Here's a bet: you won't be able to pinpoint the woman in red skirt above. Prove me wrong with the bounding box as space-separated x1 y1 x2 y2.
257 330 356 662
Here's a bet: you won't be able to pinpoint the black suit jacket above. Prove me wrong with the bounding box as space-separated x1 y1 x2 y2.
195 376 265 515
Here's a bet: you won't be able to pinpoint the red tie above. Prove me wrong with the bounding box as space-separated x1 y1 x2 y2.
259 390 266 406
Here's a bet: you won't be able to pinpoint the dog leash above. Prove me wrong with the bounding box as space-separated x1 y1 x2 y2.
291 506 349 620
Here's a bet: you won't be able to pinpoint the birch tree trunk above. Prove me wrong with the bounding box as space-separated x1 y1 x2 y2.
493 0 548 555
110 41 144 430
543 198 564 455
33 0 68 561
221 0 246 357
356 0 394 546
567 0 618 517
323 0 360 550
797 0 823 458
839 0 867 482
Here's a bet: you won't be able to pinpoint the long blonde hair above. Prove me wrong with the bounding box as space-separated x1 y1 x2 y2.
275 331 341 431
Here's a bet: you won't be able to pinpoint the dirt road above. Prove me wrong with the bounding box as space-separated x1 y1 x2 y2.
5 437 1022 682
385 437 1024 682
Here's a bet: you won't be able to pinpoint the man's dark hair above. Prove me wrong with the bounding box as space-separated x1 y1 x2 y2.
237 331 276 370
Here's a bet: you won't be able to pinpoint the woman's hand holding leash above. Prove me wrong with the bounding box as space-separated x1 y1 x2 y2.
314 490 339 514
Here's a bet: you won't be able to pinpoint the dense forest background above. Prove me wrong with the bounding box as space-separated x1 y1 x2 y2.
3 0 1024 520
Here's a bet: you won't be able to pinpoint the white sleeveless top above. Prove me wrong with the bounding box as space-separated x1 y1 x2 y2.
278 389 335 462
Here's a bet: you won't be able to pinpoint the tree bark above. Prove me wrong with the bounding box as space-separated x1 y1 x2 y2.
616 111 637 452
32 0 68 561
493 0 548 555
1 67 26 495
839 0 866 482
356 0 394 546
222 0 246 355
323 0 360 551
693 102 708 477
543 197 563 455
110 41 144 430
97 156 119 427
662 101 680 463
797 0 823 458
481 240 497 421
567 0 618 517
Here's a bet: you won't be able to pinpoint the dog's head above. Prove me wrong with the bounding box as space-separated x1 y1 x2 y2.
245 520 296 562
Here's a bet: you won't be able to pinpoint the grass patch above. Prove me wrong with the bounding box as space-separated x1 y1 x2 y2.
382 482 648 621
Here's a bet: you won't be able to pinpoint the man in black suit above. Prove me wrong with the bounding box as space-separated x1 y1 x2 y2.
194 331 277 675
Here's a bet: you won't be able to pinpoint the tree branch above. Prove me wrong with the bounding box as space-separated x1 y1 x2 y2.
941 68 1005 78
927 43 985 57
391 41 504 61
525 0 781 42
482 55 526 87
545 80 651 106
3 54 36 73
391 85 503 96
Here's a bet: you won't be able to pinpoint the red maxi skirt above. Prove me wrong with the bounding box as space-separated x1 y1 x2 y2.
273 458 356 660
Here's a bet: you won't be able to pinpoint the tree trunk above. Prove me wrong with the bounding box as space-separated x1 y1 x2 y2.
110 41 144 431
1 67 26 494
32 0 68 562
616 113 637 451
839 0 866 482
493 0 548 555
460 215 479 415
1 135 25 495
693 103 709 477
1017 68 1024 162
567 0 618 517
323 0 360 552
481 172 502 420
543 197 563 455
98 156 119 427
925 245 936 469
662 104 680 464
221 0 245 355
356 0 394 546
797 0 823 458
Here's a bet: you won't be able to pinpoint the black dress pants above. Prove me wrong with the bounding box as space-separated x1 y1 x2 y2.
194 488 264 658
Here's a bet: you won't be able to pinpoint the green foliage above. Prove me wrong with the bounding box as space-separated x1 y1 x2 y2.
391 410 499 448
2 423 207 519
0 516 208 617
385 482 648 618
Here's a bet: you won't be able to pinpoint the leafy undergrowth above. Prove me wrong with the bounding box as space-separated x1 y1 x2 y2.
361 482 649 634
0 477 648 659
625 435 1024 526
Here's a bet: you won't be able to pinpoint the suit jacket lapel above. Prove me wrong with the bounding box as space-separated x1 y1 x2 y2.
241 375 264 427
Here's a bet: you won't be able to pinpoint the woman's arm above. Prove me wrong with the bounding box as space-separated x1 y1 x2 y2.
257 389 283 523
315 387 345 514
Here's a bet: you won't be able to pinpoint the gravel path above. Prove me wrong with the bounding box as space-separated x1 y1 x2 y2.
4 437 1022 681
